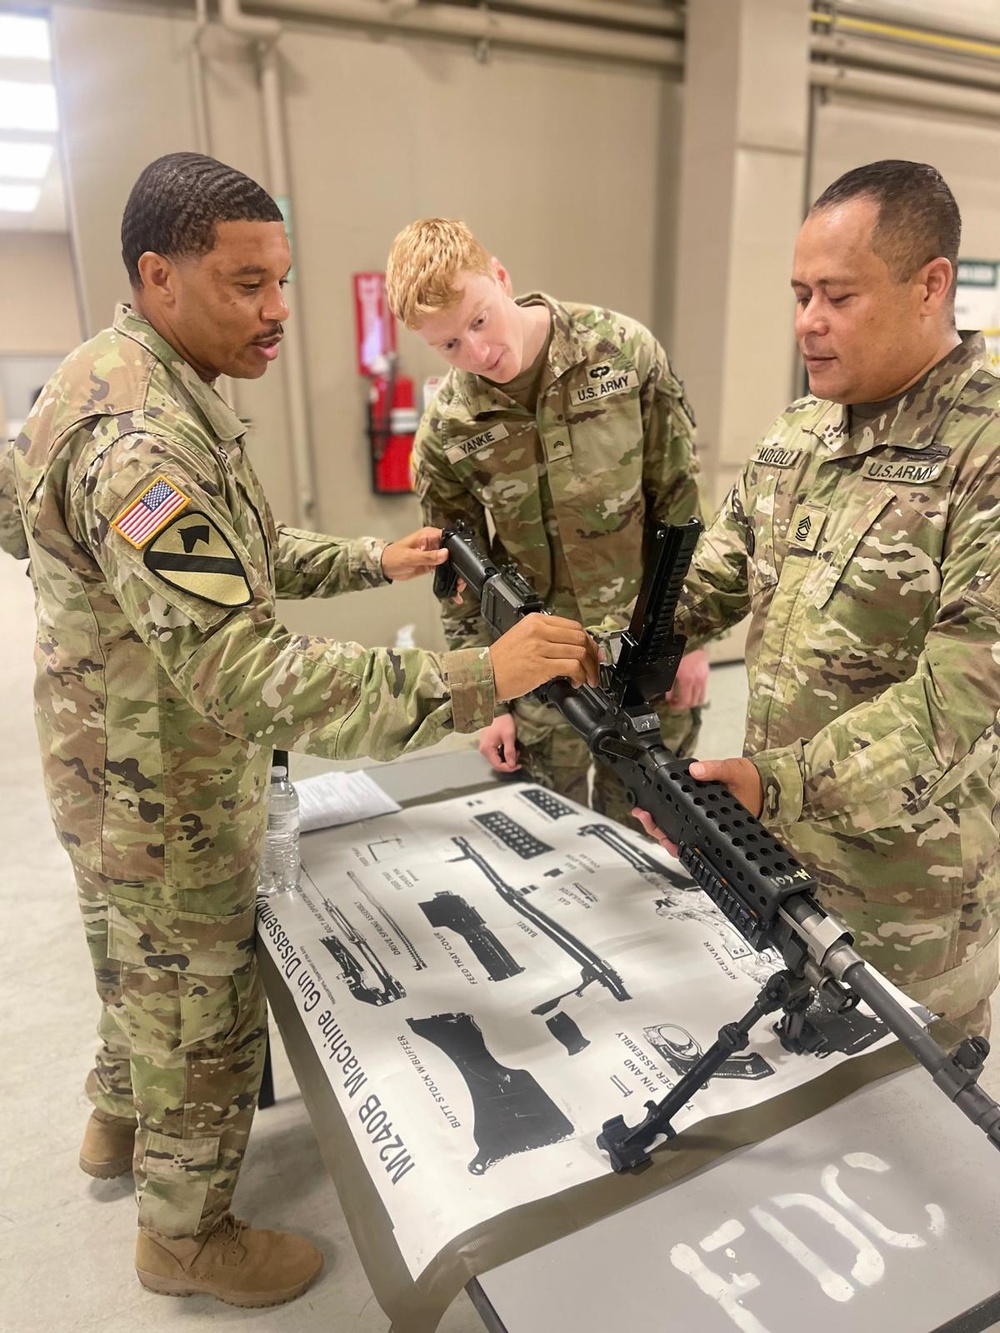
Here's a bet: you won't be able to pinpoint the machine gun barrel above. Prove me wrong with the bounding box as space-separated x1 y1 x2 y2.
440 523 1000 1163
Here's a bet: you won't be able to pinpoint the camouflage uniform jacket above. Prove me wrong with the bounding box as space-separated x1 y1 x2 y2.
677 333 1000 1017
413 293 704 646
9 306 494 917
0 438 29 559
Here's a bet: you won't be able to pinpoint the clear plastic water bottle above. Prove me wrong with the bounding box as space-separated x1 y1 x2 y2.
259 765 300 895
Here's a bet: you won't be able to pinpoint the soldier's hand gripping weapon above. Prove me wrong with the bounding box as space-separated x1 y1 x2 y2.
435 520 1000 1170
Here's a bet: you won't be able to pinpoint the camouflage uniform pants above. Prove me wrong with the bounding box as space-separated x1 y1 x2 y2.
510 697 701 828
74 863 267 1238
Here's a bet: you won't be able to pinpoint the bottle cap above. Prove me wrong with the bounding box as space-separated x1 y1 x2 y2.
271 765 288 779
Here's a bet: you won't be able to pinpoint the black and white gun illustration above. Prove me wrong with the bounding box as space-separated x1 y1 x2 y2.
319 901 406 1006
451 835 628 1055
578 821 695 890
419 891 524 982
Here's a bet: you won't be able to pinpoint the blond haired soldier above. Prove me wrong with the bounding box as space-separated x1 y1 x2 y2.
2 154 598 1307
386 219 709 825
639 161 1000 1037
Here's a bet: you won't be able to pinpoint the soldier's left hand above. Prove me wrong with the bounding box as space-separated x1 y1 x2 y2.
632 757 764 856
688 758 763 817
382 527 450 581
667 648 709 710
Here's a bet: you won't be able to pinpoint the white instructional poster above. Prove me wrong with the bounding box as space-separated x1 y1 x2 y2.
257 783 908 1280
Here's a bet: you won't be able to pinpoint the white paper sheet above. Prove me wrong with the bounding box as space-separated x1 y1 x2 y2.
295 768 401 833
258 783 921 1281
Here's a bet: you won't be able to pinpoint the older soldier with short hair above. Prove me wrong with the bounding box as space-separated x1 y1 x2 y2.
0 153 598 1307
385 219 710 827
641 160 1000 1037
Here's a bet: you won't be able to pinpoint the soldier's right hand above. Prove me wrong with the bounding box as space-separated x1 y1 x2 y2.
479 714 521 772
489 613 600 701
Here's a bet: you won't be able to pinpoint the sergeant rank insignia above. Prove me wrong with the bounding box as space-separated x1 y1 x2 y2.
143 511 252 607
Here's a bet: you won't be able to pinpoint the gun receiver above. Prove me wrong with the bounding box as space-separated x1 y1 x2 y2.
439 522 1000 1168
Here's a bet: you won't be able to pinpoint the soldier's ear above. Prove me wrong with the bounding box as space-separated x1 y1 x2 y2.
135 251 179 307
920 256 953 317
492 259 513 297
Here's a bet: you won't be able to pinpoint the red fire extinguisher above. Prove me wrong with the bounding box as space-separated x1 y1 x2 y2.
353 272 417 494
367 357 419 494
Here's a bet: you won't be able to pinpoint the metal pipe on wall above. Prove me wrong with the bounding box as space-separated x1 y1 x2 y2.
244 0 684 68
829 0 1000 51
217 0 319 526
810 62 1000 122
190 0 211 153
811 32 1000 95
480 0 685 36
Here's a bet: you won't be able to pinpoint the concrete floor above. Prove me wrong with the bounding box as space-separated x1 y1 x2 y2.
2 550 997 1332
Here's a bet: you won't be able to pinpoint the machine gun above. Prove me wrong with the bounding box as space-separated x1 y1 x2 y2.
436 520 1000 1170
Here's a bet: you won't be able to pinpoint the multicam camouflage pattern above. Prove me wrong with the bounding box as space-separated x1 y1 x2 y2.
9 304 495 1234
678 333 1000 1026
76 862 266 1237
12 305 495 896
0 439 29 560
413 293 706 805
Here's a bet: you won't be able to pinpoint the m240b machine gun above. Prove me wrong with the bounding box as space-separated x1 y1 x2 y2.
435 520 1000 1170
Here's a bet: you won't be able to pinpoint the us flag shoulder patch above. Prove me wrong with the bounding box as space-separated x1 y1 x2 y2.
112 477 191 548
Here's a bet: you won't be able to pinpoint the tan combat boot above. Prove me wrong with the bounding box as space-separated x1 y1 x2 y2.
135 1215 324 1307
79 1108 136 1179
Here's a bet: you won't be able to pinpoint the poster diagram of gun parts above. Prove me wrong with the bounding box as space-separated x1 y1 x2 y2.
257 783 912 1280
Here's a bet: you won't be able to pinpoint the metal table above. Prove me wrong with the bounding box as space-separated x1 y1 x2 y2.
469 1065 1000 1333
274 748 1000 1333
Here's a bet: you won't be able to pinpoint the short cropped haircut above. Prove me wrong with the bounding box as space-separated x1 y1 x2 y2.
121 152 283 288
811 160 961 286
385 218 494 328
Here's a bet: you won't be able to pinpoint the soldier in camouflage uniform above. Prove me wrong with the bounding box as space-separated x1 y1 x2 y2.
385 219 709 826
645 161 1000 1038
0 154 597 1307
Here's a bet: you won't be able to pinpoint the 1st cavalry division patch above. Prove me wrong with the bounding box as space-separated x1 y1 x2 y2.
143 511 252 607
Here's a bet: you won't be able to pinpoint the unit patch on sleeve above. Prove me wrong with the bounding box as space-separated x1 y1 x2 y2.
143 511 252 607
112 476 190 548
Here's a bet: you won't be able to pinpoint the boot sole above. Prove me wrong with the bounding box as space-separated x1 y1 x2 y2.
136 1266 321 1308
137 1263 321 1306
79 1154 133 1179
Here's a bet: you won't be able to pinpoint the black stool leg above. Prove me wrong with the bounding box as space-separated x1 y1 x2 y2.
257 744 287 1114
259 1029 276 1109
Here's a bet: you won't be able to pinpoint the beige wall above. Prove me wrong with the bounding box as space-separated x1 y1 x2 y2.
0 232 82 355
51 2 672 652
811 98 1000 261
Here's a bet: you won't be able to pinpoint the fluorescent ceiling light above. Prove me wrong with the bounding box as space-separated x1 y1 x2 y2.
0 183 41 213
0 15 51 60
0 81 58 133
0 140 53 180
